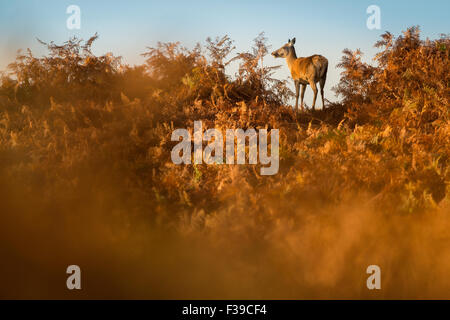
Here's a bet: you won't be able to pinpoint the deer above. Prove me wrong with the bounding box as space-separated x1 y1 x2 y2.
271 38 328 111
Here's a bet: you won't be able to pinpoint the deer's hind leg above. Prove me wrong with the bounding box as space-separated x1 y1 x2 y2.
319 76 326 109
309 80 318 111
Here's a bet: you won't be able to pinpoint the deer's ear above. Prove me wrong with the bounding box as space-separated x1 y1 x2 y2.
288 39 291 43
292 38 296 44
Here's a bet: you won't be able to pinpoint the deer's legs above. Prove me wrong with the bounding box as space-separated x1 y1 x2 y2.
319 78 326 109
309 80 318 111
300 84 306 111
294 80 300 111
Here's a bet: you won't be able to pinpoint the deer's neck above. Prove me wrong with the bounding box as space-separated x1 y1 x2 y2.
286 47 298 69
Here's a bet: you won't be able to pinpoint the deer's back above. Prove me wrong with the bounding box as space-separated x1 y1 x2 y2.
292 55 328 82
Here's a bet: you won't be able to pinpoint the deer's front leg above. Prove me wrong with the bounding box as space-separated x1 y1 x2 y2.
300 84 306 111
294 80 300 112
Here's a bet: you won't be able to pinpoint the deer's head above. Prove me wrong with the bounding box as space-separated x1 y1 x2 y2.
271 38 296 58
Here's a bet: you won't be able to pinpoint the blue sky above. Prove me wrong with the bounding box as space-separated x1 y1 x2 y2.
0 0 448 104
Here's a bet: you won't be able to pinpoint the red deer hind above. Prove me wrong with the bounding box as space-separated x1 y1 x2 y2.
272 38 328 111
